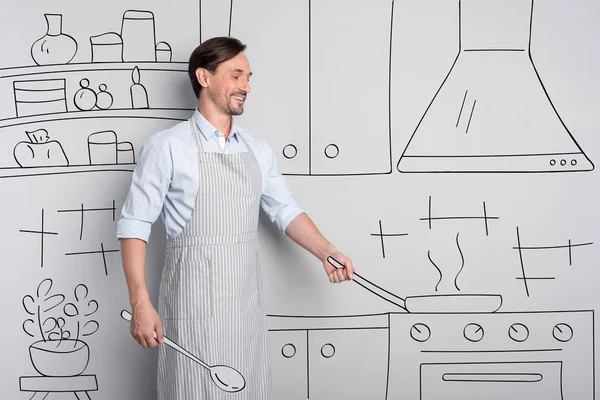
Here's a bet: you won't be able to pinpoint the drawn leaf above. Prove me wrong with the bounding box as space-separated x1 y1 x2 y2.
43 294 65 312
37 278 53 298
84 300 99 316
82 320 99 336
23 319 35 337
74 284 88 302
22 295 36 315
64 302 79 317
43 317 58 333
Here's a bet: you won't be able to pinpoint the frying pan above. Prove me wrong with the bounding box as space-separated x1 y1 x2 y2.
328 257 502 313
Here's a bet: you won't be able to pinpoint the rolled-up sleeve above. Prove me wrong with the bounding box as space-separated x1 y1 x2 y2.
116 134 172 242
258 140 305 234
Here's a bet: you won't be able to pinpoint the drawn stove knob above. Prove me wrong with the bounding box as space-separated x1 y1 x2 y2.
553 323 573 342
410 323 431 342
463 323 484 342
508 323 529 342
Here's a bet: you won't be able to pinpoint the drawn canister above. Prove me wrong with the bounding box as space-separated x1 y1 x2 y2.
120 10 156 62
90 32 123 62
88 130 117 165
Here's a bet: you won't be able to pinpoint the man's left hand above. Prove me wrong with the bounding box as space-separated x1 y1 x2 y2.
323 252 355 283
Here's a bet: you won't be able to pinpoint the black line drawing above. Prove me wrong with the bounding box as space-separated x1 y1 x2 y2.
370 220 408 258
427 234 466 293
89 10 172 64
30 14 78 66
428 251 443 292
397 0 594 173
121 10 159 62
14 128 69 168
74 79 98 111
19 209 58 269
88 131 136 166
156 42 172 62
130 66 149 109
268 310 594 400
420 362 562 398
96 84 114 110
120 310 246 393
57 200 117 240
229 0 393 176
268 315 389 399
90 32 123 63
328 257 502 314
514 227 593 296
65 243 119 276
421 196 498 235
0 112 188 179
454 233 465 291
13 78 68 117
20 279 99 399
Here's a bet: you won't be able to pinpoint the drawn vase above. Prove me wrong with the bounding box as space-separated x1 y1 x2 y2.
31 14 78 66
29 339 90 376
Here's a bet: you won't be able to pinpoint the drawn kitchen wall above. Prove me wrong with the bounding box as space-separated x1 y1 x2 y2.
1 1 599 400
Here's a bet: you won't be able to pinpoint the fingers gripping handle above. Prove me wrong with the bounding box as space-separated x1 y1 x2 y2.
120 309 210 370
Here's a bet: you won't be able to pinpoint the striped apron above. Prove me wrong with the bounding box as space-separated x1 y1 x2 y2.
156 117 272 399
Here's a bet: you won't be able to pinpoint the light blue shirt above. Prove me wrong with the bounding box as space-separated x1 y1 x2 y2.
116 109 305 242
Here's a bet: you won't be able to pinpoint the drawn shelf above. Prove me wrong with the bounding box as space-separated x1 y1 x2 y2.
0 108 192 180
0 62 195 121
0 62 187 78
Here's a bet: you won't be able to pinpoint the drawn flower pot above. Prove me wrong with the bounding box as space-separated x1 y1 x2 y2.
14 129 69 168
29 339 90 377
31 14 78 65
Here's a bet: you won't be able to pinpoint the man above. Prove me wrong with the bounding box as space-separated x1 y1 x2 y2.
117 36 355 399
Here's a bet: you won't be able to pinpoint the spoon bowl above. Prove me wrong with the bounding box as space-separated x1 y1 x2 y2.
210 365 246 392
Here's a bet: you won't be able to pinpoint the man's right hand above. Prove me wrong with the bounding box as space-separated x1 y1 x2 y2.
130 300 164 348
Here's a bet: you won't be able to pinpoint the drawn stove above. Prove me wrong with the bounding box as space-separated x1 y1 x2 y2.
268 309 594 400
387 310 594 400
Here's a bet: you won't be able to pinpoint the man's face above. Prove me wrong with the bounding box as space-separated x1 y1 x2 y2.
205 52 252 116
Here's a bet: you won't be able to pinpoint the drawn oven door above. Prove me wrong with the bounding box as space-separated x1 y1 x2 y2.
420 362 563 400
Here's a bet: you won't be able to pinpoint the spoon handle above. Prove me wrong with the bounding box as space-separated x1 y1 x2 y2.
120 310 211 370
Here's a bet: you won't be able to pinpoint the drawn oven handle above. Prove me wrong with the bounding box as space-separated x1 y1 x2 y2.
442 373 543 383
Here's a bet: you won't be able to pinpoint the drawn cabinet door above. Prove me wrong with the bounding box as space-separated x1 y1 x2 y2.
268 330 308 399
229 0 310 175
310 0 393 175
308 328 389 399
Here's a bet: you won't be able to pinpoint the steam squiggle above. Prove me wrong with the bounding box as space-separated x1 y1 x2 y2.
427 250 443 292
454 232 464 291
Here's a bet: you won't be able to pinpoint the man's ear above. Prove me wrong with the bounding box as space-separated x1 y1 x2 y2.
196 68 209 88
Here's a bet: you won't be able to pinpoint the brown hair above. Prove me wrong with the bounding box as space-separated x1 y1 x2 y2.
188 37 247 98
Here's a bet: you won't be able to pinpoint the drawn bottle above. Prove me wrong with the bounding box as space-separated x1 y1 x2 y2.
31 14 78 65
130 66 149 109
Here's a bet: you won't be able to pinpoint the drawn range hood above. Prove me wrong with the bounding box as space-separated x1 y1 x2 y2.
397 0 594 173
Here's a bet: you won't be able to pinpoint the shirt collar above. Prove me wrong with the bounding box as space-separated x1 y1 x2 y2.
193 108 240 142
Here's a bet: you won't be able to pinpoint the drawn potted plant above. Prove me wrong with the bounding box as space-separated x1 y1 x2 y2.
23 278 99 377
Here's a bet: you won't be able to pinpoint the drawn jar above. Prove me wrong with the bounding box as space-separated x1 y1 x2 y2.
31 14 78 65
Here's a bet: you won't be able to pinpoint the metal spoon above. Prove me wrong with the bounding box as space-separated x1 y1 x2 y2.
120 310 246 393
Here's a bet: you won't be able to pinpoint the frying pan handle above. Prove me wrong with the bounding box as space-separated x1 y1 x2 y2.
327 257 407 311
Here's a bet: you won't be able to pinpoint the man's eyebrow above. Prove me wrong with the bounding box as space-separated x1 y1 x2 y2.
232 68 252 76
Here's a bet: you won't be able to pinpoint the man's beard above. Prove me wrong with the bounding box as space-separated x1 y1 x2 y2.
210 90 244 116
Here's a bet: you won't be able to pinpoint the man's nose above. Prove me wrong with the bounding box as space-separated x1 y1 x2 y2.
241 77 251 93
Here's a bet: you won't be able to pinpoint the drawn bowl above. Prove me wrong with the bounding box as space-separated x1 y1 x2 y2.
29 339 90 376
